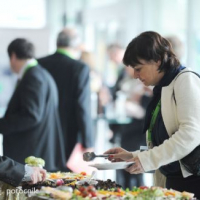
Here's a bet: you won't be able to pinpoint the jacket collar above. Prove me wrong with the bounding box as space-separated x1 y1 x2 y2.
18 58 37 80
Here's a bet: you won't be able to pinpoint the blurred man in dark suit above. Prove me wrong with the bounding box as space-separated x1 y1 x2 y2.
38 28 94 162
0 38 66 172
0 156 46 186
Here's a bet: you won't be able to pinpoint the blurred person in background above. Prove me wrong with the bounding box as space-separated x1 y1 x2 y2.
105 31 200 198
107 43 127 101
101 43 127 144
38 28 94 163
101 43 152 188
102 43 152 188
0 38 66 172
98 43 126 115
0 156 46 186
116 67 152 188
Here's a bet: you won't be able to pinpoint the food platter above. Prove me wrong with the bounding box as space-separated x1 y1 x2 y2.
46 172 89 181
89 162 134 170
31 184 196 200
22 172 196 200
19 156 196 199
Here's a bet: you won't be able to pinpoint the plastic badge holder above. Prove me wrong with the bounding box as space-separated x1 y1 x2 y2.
140 146 155 173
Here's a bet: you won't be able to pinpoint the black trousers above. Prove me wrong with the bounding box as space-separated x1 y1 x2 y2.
166 175 200 199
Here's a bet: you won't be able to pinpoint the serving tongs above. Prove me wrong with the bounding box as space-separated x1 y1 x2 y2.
83 152 109 161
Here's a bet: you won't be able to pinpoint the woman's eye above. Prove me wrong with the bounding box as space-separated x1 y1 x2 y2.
135 68 140 72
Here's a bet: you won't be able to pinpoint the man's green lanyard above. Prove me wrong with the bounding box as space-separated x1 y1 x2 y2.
56 48 75 59
23 59 38 77
147 100 161 143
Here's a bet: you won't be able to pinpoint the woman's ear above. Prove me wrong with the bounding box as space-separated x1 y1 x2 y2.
156 60 161 66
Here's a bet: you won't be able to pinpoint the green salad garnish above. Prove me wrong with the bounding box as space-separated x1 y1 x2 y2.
25 156 45 167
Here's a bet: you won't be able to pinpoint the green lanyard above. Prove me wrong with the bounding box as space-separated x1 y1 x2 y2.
147 100 161 142
56 48 75 59
23 59 38 77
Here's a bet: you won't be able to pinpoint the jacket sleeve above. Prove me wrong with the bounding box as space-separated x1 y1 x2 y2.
0 156 25 187
75 64 94 148
137 72 200 173
0 71 45 135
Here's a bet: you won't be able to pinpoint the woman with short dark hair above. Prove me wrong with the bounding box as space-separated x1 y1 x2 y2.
105 31 200 198
123 31 180 72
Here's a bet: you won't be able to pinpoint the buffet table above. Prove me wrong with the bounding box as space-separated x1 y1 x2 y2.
0 175 196 200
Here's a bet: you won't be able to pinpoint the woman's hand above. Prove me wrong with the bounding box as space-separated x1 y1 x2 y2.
104 147 133 162
125 156 145 174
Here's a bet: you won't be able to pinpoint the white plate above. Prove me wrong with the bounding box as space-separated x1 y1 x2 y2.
89 162 134 170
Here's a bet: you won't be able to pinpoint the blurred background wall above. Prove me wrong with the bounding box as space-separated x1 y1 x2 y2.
1 0 200 173
1 0 200 105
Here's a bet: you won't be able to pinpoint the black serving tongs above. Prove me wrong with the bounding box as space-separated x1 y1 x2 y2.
83 152 109 161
